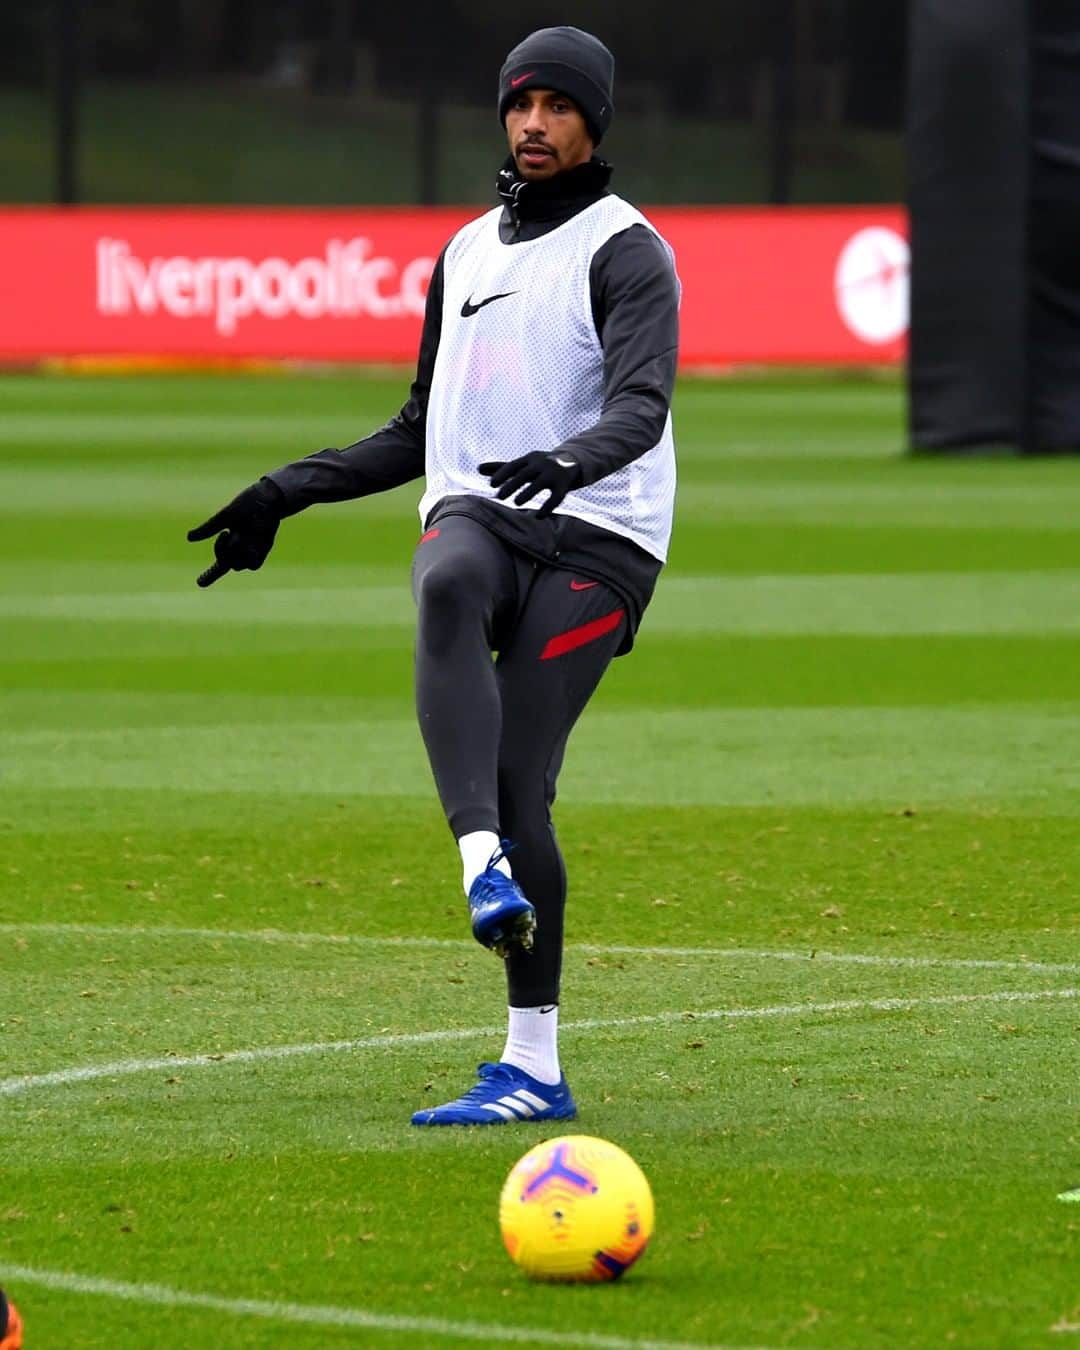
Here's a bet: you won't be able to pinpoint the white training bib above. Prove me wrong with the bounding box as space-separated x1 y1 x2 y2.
419 195 678 561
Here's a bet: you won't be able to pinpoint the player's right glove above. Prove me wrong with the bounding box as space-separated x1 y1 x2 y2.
187 479 285 588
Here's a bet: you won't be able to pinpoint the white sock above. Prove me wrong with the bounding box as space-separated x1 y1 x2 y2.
459 830 509 894
501 1004 561 1085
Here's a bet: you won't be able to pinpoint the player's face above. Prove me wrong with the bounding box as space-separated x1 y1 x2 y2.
506 88 594 181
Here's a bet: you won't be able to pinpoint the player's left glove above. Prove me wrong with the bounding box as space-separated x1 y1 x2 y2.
478 451 582 519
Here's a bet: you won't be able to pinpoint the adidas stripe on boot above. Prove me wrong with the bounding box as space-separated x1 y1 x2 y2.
411 1061 576 1126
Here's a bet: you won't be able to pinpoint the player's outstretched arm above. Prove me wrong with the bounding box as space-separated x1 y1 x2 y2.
185 420 428 588
187 248 447 588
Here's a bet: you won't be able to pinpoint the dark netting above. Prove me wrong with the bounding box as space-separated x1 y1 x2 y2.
2 0 905 207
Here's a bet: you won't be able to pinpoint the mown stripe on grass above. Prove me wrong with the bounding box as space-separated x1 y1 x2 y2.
673 480 1080 529
4 922 1079 976
5 570 1080 636
8 705 1080 807
2 988 1076 1099
0 466 415 517
8 468 1080 530
0 560 403 595
648 572 1080 636
0 413 361 441
0 586 413 628
0 1263 756 1350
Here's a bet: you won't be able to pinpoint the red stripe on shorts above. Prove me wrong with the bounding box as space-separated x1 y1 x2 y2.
419 527 441 543
540 608 625 661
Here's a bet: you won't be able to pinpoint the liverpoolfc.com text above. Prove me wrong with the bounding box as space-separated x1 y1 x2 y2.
95 237 435 335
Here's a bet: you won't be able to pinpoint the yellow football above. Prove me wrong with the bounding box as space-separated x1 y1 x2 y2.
499 1134 654 1282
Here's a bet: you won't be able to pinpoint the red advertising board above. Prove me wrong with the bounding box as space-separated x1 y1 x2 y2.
0 205 907 367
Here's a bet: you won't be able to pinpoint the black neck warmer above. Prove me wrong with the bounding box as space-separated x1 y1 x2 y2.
496 155 613 224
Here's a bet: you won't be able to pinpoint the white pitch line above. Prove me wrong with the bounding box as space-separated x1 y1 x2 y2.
0 1263 762 1350
585 943 1080 976
0 921 457 951
4 921 1079 976
2 988 1076 1099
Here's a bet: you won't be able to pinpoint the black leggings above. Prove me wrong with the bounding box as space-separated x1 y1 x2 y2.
411 513 626 1006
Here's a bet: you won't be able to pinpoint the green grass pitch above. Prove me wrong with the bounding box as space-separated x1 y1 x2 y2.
1 368 1078 1348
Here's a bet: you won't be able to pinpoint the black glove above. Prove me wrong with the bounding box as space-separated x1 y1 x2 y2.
477 451 583 519
187 479 285 587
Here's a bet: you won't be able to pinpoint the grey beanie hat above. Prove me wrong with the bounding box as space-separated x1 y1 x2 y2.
498 26 614 144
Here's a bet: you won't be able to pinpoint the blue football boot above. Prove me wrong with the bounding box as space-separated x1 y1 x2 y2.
411 1061 577 1126
468 843 536 957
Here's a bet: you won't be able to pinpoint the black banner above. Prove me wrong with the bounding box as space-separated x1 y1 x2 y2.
1027 0 1080 450
906 0 1029 451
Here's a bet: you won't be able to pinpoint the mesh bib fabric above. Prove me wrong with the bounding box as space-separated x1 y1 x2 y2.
419 196 678 561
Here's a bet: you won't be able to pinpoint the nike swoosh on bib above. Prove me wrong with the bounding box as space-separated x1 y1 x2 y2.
461 291 517 318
